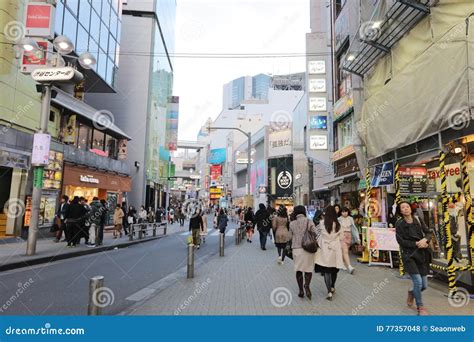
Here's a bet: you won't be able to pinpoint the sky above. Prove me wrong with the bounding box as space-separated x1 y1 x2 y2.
173 0 310 141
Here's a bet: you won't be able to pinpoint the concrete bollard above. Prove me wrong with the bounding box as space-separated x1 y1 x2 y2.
138 224 143 239
235 228 239 245
129 224 134 241
153 224 157 237
187 243 194 278
88 276 104 315
219 233 225 257
163 223 167 235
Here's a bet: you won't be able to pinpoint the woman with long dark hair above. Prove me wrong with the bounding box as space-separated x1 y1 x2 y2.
314 205 344 301
289 205 318 300
272 205 290 264
395 201 433 315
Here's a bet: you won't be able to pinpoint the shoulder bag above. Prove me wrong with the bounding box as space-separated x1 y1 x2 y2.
302 219 319 253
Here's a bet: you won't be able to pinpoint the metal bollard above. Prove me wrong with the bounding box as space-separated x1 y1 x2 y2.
129 224 134 241
88 276 104 315
187 243 194 278
138 224 143 239
163 223 167 235
219 233 224 256
153 224 157 237
235 228 239 245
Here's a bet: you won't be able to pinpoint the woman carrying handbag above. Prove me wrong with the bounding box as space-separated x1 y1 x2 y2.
338 207 360 274
288 205 318 300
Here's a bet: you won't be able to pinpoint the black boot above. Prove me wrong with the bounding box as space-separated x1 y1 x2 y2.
296 272 304 298
304 272 313 300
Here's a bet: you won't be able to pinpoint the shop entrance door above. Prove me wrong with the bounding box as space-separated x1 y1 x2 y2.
0 167 13 237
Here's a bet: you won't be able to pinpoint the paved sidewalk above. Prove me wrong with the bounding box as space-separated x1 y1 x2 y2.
126 234 473 316
0 222 179 272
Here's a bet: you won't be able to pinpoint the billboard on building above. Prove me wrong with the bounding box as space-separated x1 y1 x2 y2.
268 127 292 158
166 96 179 151
209 148 226 165
210 165 222 180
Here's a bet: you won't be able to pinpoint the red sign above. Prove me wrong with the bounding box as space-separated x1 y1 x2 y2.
210 165 222 180
25 3 55 39
399 167 427 177
21 40 50 74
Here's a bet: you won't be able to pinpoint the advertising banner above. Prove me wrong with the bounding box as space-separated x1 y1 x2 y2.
371 161 394 187
268 128 291 158
24 2 55 39
166 96 179 151
399 167 427 194
309 135 327 150
31 133 51 166
209 148 226 165
210 165 222 180
309 115 327 130
368 227 399 251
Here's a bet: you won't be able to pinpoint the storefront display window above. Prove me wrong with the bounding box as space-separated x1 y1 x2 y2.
77 123 91 150
64 185 98 203
24 195 57 227
92 129 105 151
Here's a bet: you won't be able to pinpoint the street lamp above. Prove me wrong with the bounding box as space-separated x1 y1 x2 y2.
16 34 95 256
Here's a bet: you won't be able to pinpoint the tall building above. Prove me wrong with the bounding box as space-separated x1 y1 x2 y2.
86 0 177 210
222 73 273 110
0 0 131 238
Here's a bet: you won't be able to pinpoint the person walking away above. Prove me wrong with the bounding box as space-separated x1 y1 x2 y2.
272 205 290 264
54 195 69 242
395 201 433 316
147 206 155 223
98 199 108 245
189 209 203 249
244 207 256 243
87 197 103 247
314 205 344 301
64 196 86 247
200 209 208 243
217 208 228 234
178 207 185 226
338 207 359 274
113 204 125 238
288 205 318 300
255 203 271 250
168 207 175 224
121 202 129 235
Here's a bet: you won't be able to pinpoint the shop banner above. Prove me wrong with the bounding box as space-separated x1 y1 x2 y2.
165 96 179 151
371 162 394 187
209 148 226 165
399 167 427 194
427 163 462 193
268 128 292 158
210 165 222 180
31 133 51 166
24 2 55 39
309 115 327 130
368 227 399 251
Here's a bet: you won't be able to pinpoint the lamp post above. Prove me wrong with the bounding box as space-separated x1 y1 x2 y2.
16 35 96 255
207 125 252 207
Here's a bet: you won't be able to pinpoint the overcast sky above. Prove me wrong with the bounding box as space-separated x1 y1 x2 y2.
173 0 310 141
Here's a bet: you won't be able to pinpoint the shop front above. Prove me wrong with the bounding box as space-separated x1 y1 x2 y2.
268 157 294 212
62 164 132 225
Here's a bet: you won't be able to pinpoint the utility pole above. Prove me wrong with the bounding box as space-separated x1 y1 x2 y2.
165 156 172 212
26 84 52 256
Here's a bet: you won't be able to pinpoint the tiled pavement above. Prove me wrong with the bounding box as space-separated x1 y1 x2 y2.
126 234 473 316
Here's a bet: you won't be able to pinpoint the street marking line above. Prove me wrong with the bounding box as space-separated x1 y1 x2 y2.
126 287 156 301
225 229 235 237
210 230 220 236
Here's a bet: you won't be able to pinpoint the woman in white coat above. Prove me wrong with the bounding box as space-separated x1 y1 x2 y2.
314 205 345 301
200 210 208 243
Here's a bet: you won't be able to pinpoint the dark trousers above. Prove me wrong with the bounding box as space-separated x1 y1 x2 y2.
179 217 185 226
56 221 66 240
97 223 105 244
66 222 79 246
259 230 268 248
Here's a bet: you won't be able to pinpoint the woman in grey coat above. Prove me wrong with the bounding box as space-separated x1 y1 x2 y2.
289 205 318 300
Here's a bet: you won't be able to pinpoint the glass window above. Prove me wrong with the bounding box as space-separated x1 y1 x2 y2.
77 123 91 150
62 10 77 46
105 135 117 159
55 1 65 35
90 9 100 36
98 49 107 79
110 11 118 38
88 37 99 71
111 0 120 14
102 2 110 28
92 129 105 151
338 116 353 149
91 0 101 15
116 19 122 44
65 0 79 16
106 57 114 85
108 34 116 57
100 21 109 51
76 24 88 54
78 0 91 31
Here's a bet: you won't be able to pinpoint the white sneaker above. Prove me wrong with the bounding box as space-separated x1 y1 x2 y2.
277 256 282 264
348 266 355 274
326 292 333 300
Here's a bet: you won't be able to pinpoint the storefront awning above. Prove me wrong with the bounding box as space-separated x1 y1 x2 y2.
51 87 131 140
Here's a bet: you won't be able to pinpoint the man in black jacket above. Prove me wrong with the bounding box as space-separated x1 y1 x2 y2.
54 195 69 243
189 209 203 249
255 203 271 250
65 196 87 247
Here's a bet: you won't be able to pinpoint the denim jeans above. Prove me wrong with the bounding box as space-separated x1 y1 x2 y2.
259 230 267 248
410 274 428 307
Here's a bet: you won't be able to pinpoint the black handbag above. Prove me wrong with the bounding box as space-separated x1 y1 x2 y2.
284 241 293 259
302 220 319 253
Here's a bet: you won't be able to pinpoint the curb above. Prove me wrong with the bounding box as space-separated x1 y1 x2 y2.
0 235 165 273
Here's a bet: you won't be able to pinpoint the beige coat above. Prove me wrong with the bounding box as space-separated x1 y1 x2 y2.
272 216 290 243
113 208 124 225
200 213 208 235
314 222 345 269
